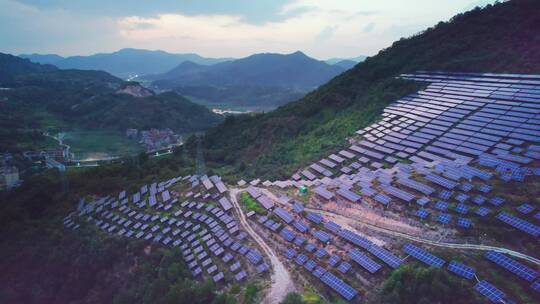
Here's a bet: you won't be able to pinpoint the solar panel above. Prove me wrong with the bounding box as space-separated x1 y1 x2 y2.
327 255 341 267
293 220 310 233
416 208 429 219
438 190 452 200
348 249 382 274
447 260 476 280
314 248 328 259
472 195 488 205
294 235 306 246
246 249 263 265
517 203 535 214
473 207 491 219
403 243 445 268
434 200 449 211
283 248 297 259
304 259 317 271
366 244 402 269
304 242 317 253
279 228 296 242
425 173 458 189
438 213 452 224
374 193 391 205
274 207 294 224
337 261 351 274
397 178 435 195
478 184 492 193
455 203 469 214
457 218 472 228
416 197 430 206
336 188 361 203
383 185 416 202
324 221 342 234
496 212 540 237
489 196 505 206
313 266 327 278
235 271 247 281
320 272 358 301
292 201 304 213
295 254 308 266
474 280 508 303
312 230 331 243
256 262 269 274
306 212 324 224
484 251 539 282
339 229 372 249
531 279 540 293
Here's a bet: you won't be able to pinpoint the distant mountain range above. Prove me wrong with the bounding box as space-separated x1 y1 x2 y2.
19 48 233 78
0 53 222 151
324 56 367 65
147 51 349 108
18 49 366 109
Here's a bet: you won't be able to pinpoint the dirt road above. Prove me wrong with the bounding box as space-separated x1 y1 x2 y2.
228 188 296 304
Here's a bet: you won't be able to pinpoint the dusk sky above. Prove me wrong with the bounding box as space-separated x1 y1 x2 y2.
1 0 498 59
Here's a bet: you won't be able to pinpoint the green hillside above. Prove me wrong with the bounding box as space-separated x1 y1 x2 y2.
200 0 540 180
0 53 223 152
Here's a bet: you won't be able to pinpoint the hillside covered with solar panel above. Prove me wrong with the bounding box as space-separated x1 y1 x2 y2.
2 1 540 304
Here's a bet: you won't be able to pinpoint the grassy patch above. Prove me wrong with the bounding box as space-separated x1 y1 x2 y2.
242 283 260 304
239 192 267 215
64 129 142 156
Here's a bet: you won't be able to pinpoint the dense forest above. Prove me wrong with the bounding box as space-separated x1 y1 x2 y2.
198 0 540 181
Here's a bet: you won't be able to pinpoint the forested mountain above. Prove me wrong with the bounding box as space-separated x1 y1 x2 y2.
149 51 345 108
199 0 540 179
20 48 233 78
332 59 358 70
0 53 222 151
18 54 65 65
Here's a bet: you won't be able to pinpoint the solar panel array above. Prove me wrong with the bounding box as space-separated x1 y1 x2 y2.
403 243 445 268
484 251 539 282
348 249 382 274
496 212 540 237
474 280 509 303
447 260 476 280
320 272 359 301
66 175 268 284
275 71 540 241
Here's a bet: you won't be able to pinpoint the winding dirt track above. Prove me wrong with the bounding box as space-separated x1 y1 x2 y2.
228 188 295 304
260 187 540 266
308 207 540 266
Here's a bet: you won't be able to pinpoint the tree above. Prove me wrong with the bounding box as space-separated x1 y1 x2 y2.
281 292 304 304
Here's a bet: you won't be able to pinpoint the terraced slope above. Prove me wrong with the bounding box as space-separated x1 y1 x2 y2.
200 0 540 180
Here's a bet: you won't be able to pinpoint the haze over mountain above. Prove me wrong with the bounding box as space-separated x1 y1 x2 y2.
20 48 233 78
148 51 347 109
332 59 358 70
324 56 367 65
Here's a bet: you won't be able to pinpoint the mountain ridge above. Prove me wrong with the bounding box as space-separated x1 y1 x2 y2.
148 51 346 108
20 48 234 78
198 0 540 180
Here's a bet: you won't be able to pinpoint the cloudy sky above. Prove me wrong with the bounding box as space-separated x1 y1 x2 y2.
0 0 498 59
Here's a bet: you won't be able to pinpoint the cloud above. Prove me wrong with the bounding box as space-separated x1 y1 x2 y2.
0 0 501 58
0 0 121 55
314 26 337 43
363 22 375 33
